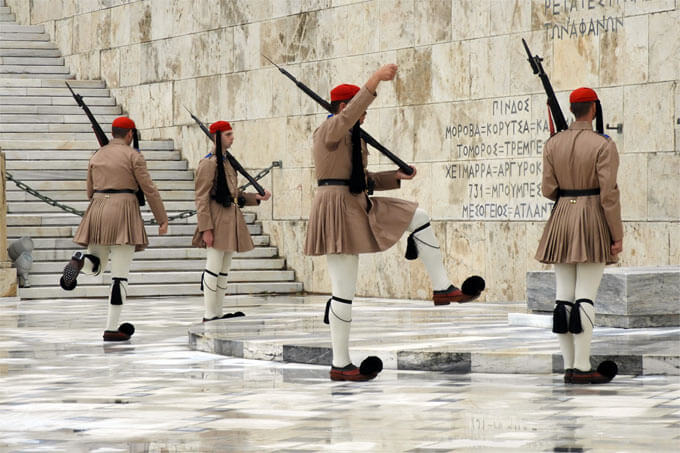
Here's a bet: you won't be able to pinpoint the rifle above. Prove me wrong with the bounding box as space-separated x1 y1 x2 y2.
262 55 415 176
184 107 267 196
66 81 146 206
66 81 108 146
521 39 568 135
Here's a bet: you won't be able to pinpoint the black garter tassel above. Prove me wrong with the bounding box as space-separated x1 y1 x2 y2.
552 300 573 334
111 277 127 305
569 299 593 334
405 222 431 260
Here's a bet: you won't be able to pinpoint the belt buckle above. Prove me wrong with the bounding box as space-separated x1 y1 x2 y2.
569 199 576 204
105 194 110 199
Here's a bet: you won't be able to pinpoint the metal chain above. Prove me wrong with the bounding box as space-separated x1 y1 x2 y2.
6 160 282 225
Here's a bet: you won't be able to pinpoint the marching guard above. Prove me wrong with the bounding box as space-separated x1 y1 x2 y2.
192 121 271 322
61 117 169 341
536 87 623 384
304 64 485 381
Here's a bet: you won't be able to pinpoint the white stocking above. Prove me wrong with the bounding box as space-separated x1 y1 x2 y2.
407 208 450 291
105 245 134 331
83 244 109 276
216 252 234 316
326 254 358 368
203 247 224 319
554 263 576 369
573 262 605 372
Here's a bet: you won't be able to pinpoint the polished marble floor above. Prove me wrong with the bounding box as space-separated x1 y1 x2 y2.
0 295 678 452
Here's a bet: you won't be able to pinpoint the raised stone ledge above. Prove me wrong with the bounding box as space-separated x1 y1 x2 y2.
527 266 680 328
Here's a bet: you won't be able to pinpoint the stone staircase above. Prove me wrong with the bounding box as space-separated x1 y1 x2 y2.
0 3 303 299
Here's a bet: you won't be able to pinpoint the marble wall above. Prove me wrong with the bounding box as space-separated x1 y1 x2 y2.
8 0 678 301
0 152 17 297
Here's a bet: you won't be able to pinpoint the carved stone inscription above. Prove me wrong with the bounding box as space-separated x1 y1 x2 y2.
444 97 555 221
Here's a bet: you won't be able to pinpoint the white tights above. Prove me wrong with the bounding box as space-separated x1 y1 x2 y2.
203 247 234 319
325 208 451 367
81 244 135 331
554 262 605 372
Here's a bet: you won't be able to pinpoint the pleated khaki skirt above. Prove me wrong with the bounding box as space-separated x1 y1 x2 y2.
191 201 254 253
73 192 149 252
304 185 418 256
535 195 616 265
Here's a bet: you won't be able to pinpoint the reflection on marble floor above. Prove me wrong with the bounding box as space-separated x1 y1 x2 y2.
0 295 678 452
189 295 680 376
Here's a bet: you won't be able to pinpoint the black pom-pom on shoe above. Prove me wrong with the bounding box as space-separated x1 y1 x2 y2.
359 356 383 376
596 360 618 381
59 275 77 291
461 276 485 297
118 323 135 337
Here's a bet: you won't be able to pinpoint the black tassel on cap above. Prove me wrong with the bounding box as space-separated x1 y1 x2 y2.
213 129 233 207
595 100 604 134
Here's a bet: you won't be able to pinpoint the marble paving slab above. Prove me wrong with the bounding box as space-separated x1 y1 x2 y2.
189 295 680 376
1 295 679 452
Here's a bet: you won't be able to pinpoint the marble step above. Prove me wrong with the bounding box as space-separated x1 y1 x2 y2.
8 199 197 213
15 228 264 247
0 139 174 150
0 32 50 41
7 188 193 202
0 104 121 114
0 72 72 79
32 246 279 261
0 89 109 100
0 64 70 74
527 266 680 328
0 122 112 133
29 269 295 287
0 56 64 65
0 113 119 123
0 95 113 105
4 150 181 161
0 48 60 57
32 258 287 273
0 39 56 49
6 159 188 171
19 281 303 299
0 15 16 23
8 223 209 238
6 211 256 227
6 169 194 180
0 132 117 140
30 257 286 273
0 23 44 33
7 179 196 191
0 78 104 88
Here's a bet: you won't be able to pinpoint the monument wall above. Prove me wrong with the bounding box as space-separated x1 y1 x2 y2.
8 0 678 301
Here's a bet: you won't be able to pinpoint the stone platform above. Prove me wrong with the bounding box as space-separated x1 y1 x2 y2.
527 266 680 328
188 295 680 376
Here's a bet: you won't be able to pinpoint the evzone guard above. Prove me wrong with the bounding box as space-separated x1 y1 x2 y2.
536 87 623 384
192 121 271 322
60 117 169 341
304 64 485 382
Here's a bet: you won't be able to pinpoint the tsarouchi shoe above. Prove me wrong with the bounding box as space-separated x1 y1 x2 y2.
60 252 85 290
103 323 135 342
432 277 486 305
569 361 618 384
330 356 383 382
563 368 575 383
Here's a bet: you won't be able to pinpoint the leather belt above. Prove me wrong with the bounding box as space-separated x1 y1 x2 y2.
558 188 600 197
94 189 135 194
318 179 350 187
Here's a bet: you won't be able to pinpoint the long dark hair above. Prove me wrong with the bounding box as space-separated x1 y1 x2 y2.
213 130 232 206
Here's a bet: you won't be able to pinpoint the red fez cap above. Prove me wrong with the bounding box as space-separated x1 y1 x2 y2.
209 121 232 134
569 87 599 103
112 116 136 129
330 84 361 102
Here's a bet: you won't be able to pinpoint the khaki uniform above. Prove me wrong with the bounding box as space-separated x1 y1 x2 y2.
191 151 260 252
304 85 417 256
535 121 623 264
73 138 168 251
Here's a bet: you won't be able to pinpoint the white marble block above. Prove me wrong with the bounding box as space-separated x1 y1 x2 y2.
526 266 680 328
